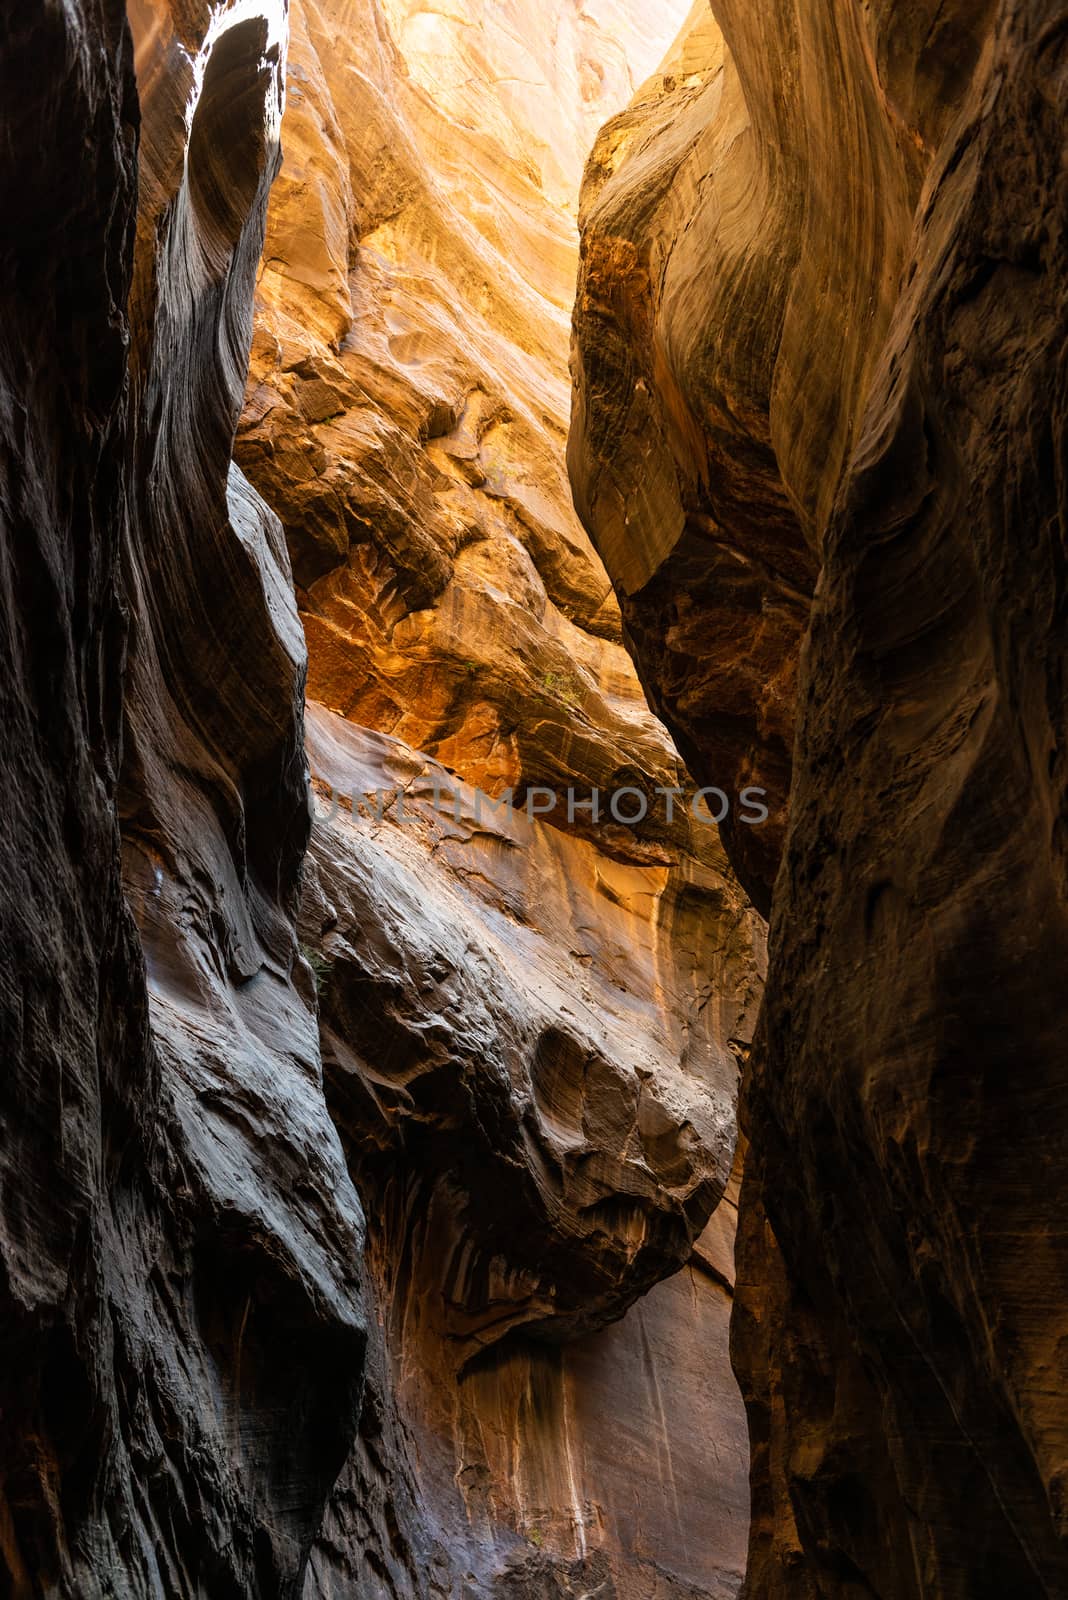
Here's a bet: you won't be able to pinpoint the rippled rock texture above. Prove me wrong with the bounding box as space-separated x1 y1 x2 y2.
232 0 764 1587
571 1 1068 1595
568 2 816 915
236 0 698 849
2 1 761 1596
2 3 365 1593
299 706 758 1596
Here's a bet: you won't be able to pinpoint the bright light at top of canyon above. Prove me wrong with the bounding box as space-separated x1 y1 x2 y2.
377 0 695 209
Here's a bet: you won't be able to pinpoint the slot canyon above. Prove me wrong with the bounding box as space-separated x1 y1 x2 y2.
0 0 1065 1596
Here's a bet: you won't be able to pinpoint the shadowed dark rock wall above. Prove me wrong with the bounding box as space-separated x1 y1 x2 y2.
1 4 366 1594
0 4 146 1588
741 4 1068 1593
570 1 1068 1595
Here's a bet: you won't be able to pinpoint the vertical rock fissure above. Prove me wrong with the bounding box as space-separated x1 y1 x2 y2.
14 1 1061 1597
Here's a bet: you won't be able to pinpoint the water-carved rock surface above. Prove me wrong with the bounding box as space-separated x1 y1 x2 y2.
0 5 145 1587
236 0 701 853
568 2 818 914
570 1 1068 1595
304 705 754 1349
2 4 365 1593
13 0 1062 1593
233 0 764 1585
298 706 757 1595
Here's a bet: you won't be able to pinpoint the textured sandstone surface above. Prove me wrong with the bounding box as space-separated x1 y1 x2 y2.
0 4 146 1588
236 0 705 861
309 1250 747 1600
568 1 817 913
570 0 1068 1595
2 3 365 1593
18 0 1062 1593
232 3 764 1589
297 705 758 1595
303 703 757 1351
375 0 689 215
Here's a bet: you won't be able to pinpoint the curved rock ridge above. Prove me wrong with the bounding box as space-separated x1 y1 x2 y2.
568 0 1000 911
304 702 760 1353
2 3 367 1595
568 1 818 913
570 0 1068 1595
298 703 759 1594
124 7 369 1591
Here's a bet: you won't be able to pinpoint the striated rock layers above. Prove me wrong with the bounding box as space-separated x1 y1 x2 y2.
2 2 365 1593
236 0 695 847
300 705 759 1597
234 0 764 1593
570 0 1068 1596
568 1 818 915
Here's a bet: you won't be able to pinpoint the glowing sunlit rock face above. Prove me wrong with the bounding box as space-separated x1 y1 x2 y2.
238 0 697 831
377 0 693 212
236 0 758 1594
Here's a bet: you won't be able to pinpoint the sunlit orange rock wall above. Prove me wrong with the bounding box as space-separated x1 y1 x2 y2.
236 0 694 829
570 1 1068 1595
234 0 766 1592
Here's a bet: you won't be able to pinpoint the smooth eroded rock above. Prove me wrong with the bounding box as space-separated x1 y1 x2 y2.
571 0 1068 1594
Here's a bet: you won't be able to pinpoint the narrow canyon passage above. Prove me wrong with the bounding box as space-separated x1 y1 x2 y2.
1 2 1066 1599
231 4 760 1593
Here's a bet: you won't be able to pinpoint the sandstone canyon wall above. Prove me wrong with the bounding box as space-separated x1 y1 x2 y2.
298 706 758 1598
2 2 366 1594
7 0 1063 1594
235 1 766 1593
571 1 1068 1596
0 1 764 1597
